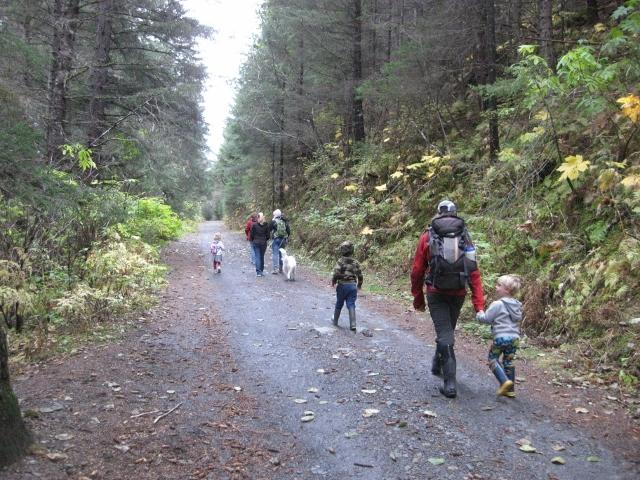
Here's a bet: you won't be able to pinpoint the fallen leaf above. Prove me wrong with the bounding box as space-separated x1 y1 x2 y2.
586 456 601 463
516 438 531 447
233 386 242 391
574 407 589 414
481 405 494 411
307 387 319 393
344 431 358 438
293 399 307 404
423 410 438 418
551 456 566 465
114 445 130 453
46 452 68 462
301 411 315 422
552 445 566 452
519 444 537 453
361 389 377 394
316 369 326 374
428 457 445 465
54 433 74 441
362 408 380 418
166 390 176 394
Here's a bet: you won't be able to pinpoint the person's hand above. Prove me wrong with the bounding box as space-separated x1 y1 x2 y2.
413 298 426 312
475 310 486 322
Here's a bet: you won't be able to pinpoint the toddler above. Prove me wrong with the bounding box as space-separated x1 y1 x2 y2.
476 274 522 397
331 241 364 331
210 232 225 274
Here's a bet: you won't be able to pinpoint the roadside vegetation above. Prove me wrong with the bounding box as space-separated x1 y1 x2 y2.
0 1 211 466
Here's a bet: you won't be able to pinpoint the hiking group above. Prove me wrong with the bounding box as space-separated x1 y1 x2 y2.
223 199 522 399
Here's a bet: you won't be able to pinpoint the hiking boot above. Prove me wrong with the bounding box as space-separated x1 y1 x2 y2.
431 351 442 377
504 365 516 398
332 308 341 326
272 268 279 274
491 361 514 397
348 307 356 332
437 343 457 398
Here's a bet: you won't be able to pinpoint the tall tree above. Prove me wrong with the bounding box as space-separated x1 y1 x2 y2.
0 325 30 466
538 0 556 70
351 0 365 142
45 0 80 166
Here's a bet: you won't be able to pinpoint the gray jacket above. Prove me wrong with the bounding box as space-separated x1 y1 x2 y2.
479 297 522 339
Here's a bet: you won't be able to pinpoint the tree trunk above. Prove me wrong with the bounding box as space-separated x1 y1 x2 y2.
0 327 30 467
485 0 499 160
586 0 599 24
271 141 276 211
538 0 556 70
352 0 365 142
279 79 285 206
88 0 114 148
511 0 522 58
45 0 80 166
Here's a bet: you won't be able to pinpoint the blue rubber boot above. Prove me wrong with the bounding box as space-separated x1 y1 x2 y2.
491 361 514 396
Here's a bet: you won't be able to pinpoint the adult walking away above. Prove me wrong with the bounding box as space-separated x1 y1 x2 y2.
410 200 485 398
245 213 258 265
269 209 290 274
250 212 270 277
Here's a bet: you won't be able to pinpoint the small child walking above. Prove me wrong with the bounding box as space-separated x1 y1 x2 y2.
331 241 363 331
476 274 522 397
210 232 225 274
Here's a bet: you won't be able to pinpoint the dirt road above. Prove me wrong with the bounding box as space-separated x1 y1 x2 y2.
4 221 639 479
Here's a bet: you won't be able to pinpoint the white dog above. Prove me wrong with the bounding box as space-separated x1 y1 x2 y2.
279 248 297 281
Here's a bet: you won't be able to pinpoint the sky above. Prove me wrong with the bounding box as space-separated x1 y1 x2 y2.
182 0 263 161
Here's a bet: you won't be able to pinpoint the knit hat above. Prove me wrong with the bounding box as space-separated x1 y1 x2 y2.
339 241 354 256
273 209 282 218
213 232 221 241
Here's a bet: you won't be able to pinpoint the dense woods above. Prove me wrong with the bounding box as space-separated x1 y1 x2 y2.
219 0 640 392
0 0 210 465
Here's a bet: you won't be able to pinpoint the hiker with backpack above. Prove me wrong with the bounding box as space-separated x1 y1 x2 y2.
410 200 485 398
269 209 290 274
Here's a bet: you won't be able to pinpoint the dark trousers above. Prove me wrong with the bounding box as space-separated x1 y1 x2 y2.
252 243 267 273
427 293 465 346
335 283 358 310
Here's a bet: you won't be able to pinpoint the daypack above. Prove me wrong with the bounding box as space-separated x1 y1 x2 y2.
274 218 288 238
210 242 223 256
425 215 477 290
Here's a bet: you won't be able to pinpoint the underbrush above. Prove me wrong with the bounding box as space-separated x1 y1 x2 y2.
1 186 185 362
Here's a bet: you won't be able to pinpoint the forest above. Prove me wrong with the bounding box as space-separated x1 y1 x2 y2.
218 0 640 400
0 0 211 465
1 0 639 471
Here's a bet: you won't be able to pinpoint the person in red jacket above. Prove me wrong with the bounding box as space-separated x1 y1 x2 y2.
244 213 258 265
410 200 485 398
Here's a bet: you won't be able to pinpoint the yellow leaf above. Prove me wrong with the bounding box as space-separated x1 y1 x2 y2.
421 154 442 165
594 23 606 33
406 162 428 170
335 129 342 140
597 169 618 192
617 94 640 123
621 174 640 190
390 171 404 179
330 173 339 179
556 155 591 183
361 226 374 235
344 184 358 192
374 183 387 192
534 110 549 121
383 137 391 143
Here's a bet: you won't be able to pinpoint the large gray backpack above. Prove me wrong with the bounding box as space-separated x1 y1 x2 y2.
425 215 477 290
